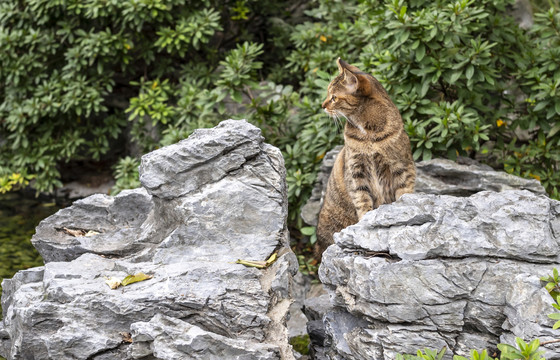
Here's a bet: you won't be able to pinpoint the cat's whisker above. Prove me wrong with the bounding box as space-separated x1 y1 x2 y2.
334 114 342 132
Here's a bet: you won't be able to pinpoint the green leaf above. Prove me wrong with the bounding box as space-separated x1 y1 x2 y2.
413 147 423 161
232 90 243 103
415 43 426 62
300 226 316 236
533 101 548 112
465 65 474 80
548 312 560 320
548 123 560 138
420 79 431 97
450 71 462 84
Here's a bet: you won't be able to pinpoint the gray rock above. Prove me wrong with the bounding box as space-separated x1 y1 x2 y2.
319 190 560 359
139 120 265 200
415 158 545 197
304 294 331 322
31 188 154 263
1 120 297 360
300 152 545 226
129 313 281 359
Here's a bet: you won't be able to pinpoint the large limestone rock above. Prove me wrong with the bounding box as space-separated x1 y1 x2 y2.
319 190 560 359
0 120 298 360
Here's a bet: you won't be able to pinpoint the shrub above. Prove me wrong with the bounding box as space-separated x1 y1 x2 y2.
1 0 559 231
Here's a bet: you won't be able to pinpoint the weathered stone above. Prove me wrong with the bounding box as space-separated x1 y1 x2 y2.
415 158 545 197
1 120 298 360
31 188 154 263
139 120 265 200
129 313 281 359
319 190 560 359
300 150 545 227
303 294 331 322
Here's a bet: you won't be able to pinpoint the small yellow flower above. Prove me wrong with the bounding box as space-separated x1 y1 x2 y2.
319 35 327 42
496 119 505 127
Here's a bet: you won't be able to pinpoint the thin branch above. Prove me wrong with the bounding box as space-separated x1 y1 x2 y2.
540 339 560 346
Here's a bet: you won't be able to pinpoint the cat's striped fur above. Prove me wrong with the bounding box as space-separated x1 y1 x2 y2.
315 58 416 257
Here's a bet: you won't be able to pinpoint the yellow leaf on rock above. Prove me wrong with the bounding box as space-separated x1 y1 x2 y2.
236 253 278 269
121 272 153 286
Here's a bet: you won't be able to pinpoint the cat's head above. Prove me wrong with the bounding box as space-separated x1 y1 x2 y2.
322 58 387 119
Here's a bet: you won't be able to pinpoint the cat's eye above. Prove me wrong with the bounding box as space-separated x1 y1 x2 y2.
331 95 337 103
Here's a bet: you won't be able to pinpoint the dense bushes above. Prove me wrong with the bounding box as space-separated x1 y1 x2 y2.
0 0 559 227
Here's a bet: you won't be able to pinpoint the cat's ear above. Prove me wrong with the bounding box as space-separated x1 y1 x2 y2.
337 57 345 74
342 69 358 93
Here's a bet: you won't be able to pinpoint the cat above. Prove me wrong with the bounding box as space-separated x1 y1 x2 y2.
315 58 416 257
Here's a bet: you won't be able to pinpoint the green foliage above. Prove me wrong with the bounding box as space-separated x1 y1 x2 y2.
297 252 318 276
397 339 543 360
300 226 317 245
542 267 560 329
541 267 560 298
396 347 447 360
289 334 311 355
498 338 545 360
0 173 34 194
111 156 140 194
454 349 497 360
1 0 559 233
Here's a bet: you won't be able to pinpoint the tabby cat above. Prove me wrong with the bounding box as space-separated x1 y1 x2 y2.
315 58 416 257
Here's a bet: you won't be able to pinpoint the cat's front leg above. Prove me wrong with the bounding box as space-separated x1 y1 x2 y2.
349 178 379 219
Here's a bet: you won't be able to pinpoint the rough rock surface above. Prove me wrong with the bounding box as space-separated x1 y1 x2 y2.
319 190 560 359
300 147 545 226
0 120 298 360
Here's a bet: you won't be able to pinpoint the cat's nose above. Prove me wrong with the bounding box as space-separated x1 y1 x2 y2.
321 99 328 109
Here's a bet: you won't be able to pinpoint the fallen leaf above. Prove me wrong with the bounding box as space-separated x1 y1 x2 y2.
235 259 267 268
105 277 122 289
121 272 153 286
85 230 100 237
237 253 278 269
62 227 86 237
119 332 133 343
265 252 278 266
